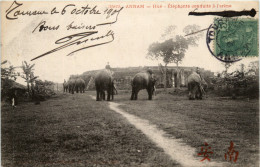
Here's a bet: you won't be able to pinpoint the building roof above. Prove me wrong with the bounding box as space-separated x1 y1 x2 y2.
10 81 27 90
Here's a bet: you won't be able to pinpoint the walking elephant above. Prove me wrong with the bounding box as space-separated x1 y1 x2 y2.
187 72 207 100
95 70 115 101
68 78 76 94
75 78 85 93
131 72 157 100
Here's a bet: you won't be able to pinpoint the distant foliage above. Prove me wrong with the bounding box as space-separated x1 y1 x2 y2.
1 60 57 105
34 80 55 100
213 62 259 98
1 60 18 81
1 60 20 101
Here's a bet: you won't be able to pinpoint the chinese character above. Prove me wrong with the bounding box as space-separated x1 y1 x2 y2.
198 142 213 161
225 141 239 162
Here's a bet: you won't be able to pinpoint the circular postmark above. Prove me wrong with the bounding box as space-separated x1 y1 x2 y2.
206 18 258 63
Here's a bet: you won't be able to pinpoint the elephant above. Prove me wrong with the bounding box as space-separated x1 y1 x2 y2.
75 78 85 93
95 70 115 101
68 78 76 94
131 71 157 100
187 72 207 100
63 80 69 93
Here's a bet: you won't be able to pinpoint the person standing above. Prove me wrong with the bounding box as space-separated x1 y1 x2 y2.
10 89 18 109
196 67 202 79
105 62 114 75
105 62 111 70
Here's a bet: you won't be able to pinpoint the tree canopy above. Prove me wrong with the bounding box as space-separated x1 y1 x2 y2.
147 35 189 66
147 24 203 67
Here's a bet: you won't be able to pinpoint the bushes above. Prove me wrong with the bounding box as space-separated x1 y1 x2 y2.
212 75 259 98
34 80 56 101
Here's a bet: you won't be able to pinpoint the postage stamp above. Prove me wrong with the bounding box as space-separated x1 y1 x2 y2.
207 18 258 63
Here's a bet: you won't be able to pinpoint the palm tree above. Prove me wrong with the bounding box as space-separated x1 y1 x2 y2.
21 61 38 98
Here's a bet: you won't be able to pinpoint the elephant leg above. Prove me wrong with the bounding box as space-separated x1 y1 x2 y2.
197 85 202 100
135 90 139 100
111 88 114 100
96 89 101 101
96 91 99 101
188 83 191 99
131 88 135 100
189 83 196 100
193 85 200 100
147 88 153 100
107 90 111 101
101 91 104 101
102 91 105 100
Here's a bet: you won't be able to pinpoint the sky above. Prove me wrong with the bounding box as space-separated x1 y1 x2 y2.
1 1 258 84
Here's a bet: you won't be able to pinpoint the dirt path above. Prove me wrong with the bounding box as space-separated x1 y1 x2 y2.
89 96 227 167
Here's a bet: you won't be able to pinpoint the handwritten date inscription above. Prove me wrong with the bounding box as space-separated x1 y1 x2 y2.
6 1 102 20
4 1 124 61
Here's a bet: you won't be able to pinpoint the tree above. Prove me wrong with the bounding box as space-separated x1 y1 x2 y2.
1 60 18 81
222 62 233 78
160 25 177 40
183 24 203 47
147 36 192 90
21 61 38 98
1 60 17 100
247 61 259 76
35 79 55 100
147 25 203 90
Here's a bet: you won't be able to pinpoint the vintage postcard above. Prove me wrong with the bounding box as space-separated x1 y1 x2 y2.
1 1 259 166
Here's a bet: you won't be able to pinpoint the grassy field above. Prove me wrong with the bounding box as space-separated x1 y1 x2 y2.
1 93 178 167
2 90 259 167
116 89 259 167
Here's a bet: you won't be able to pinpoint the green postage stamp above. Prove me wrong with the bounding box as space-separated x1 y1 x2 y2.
214 18 258 59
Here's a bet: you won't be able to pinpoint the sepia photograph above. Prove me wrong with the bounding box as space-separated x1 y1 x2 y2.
1 1 259 166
